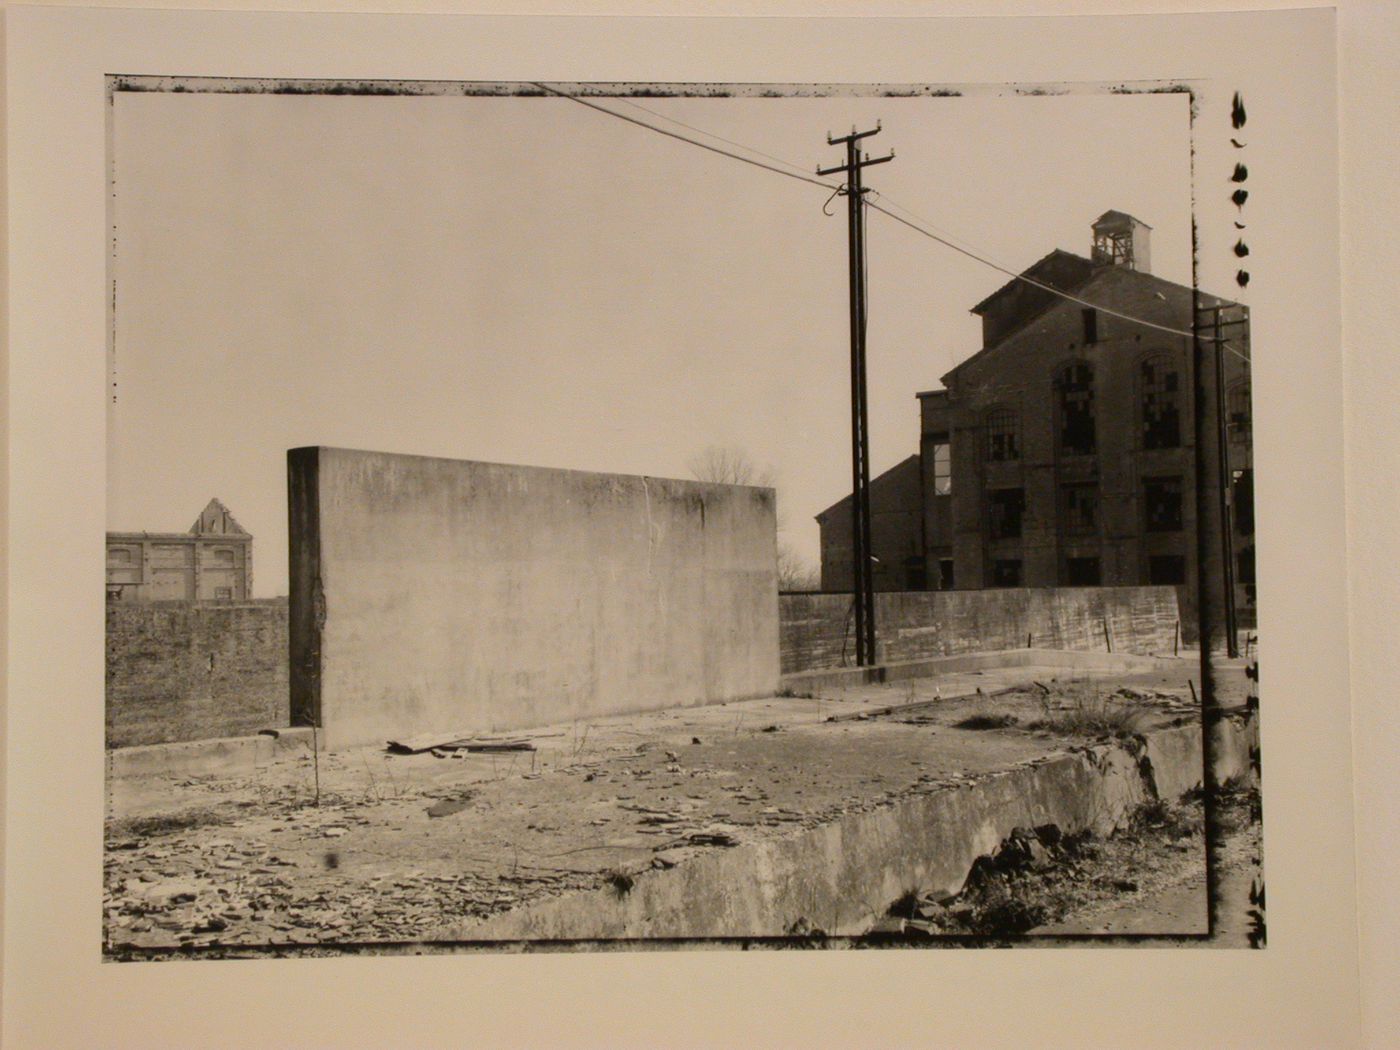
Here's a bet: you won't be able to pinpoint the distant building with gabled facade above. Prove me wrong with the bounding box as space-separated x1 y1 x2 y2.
106 498 253 601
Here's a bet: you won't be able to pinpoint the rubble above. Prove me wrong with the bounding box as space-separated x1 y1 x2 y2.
104 660 1235 954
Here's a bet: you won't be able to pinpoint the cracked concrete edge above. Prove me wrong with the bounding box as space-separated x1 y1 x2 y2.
444 715 1256 942
106 727 316 780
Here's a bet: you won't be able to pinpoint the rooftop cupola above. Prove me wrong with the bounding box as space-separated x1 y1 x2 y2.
1091 210 1152 273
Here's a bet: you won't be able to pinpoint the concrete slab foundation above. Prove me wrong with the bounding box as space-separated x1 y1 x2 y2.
103 658 1258 952
449 716 1255 941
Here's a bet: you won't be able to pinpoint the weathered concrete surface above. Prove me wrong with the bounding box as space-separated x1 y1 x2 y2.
107 727 315 780
288 448 779 750
106 599 289 747
780 586 1181 674
452 719 1247 941
103 657 1255 951
781 647 1189 694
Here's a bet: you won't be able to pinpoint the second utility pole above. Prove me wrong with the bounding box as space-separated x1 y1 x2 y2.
819 124 893 667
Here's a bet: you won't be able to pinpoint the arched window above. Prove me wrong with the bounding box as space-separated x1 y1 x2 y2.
1140 352 1182 449
1054 361 1096 456
985 407 1020 462
210 548 235 566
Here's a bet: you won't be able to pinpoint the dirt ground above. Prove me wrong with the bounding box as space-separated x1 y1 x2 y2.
858 782 1262 947
103 656 1254 956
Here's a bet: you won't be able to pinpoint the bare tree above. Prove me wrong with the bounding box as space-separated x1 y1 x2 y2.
685 445 775 489
777 541 821 592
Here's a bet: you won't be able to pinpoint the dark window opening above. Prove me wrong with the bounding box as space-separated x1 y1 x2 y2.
1141 354 1182 449
988 488 1026 540
1228 381 1252 440
1064 557 1101 586
1082 308 1099 344
1236 546 1256 586
939 559 955 591
1055 362 1096 455
904 556 927 591
985 408 1020 462
1232 468 1255 535
1144 476 1184 532
1149 555 1187 585
931 441 951 496
1060 484 1098 537
991 559 1022 588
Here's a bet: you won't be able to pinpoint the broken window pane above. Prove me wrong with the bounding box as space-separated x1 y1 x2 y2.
985 407 1020 461
1060 483 1098 536
1141 353 1182 449
1144 476 1184 532
988 488 1025 540
1055 361 1096 455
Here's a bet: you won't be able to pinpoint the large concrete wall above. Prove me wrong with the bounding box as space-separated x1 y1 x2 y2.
289 448 779 750
779 585 1180 675
106 599 289 747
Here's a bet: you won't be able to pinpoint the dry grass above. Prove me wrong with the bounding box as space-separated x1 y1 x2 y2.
106 805 232 841
1026 688 1152 740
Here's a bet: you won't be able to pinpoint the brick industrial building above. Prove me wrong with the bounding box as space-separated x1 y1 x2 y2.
106 498 254 601
818 211 1254 629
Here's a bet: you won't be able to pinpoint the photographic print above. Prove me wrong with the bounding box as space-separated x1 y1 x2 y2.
100 74 1264 957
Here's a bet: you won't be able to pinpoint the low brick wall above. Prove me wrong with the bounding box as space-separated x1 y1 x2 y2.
106 599 289 748
106 587 1181 745
779 586 1181 675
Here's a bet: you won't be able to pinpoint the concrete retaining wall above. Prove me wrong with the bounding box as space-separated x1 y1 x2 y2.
453 713 1256 941
781 647 1189 695
289 448 779 750
106 599 289 748
106 727 315 780
779 586 1180 674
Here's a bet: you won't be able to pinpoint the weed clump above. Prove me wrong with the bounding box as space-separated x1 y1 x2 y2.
1026 688 1150 740
952 712 1020 731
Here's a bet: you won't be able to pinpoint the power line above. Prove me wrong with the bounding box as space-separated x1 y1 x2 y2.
533 81 1251 365
532 82 836 190
868 200 1253 364
610 95 826 185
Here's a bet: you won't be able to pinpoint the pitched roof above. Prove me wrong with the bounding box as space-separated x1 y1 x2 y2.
940 263 1245 388
1092 209 1153 230
969 249 1095 317
190 498 250 536
814 454 922 522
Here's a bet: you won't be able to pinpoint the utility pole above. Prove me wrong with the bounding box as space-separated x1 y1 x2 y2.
1192 302 1243 661
819 125 893 667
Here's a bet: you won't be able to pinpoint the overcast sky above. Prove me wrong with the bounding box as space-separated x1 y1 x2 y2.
109 87 1191 596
